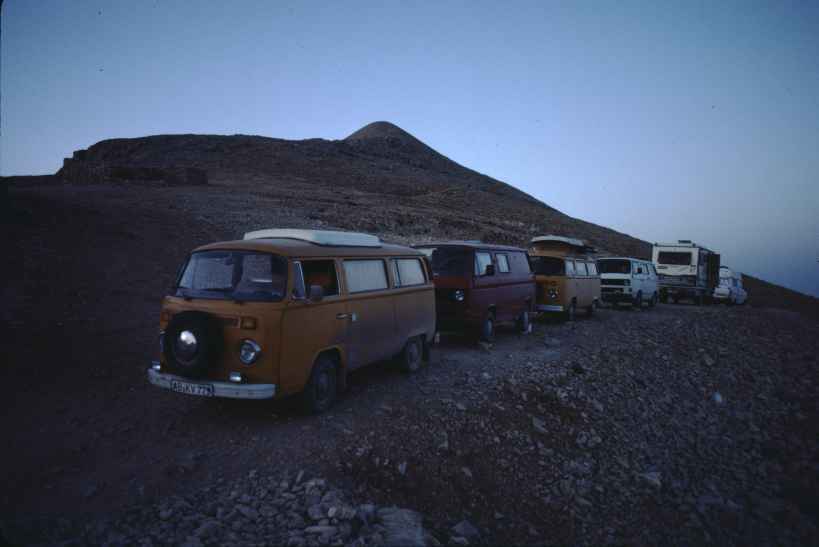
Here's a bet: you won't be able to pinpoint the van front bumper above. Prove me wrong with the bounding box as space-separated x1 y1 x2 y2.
536 304 564 312
147 363 277 399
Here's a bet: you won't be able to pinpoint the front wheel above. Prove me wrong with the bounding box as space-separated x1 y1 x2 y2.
400 337 423 373
633 291 643 309
302 355 337 414
480 315 495 342
565 302 576 322
649 293 658 308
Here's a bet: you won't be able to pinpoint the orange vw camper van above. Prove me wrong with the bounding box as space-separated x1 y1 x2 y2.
528 235 600 320
148 229 436 413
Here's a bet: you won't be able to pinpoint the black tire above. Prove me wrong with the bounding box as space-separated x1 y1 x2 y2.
586 300 596 317
480 314 495 343
565 302 576 322
163 311 223 379
649 292 658 308
400 337 423 373
517 310 531 333
303 355 337 414
633 291 643 309
695 293 704 306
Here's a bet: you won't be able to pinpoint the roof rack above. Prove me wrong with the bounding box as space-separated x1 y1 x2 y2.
243 229 382 247
529 235 596 254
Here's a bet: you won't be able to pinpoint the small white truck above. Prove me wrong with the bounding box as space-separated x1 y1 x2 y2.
652 240 721 305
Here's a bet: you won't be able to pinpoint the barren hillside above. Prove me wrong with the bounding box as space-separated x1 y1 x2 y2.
54 121 650 258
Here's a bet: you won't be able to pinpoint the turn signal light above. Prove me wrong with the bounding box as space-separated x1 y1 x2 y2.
241 317 257 330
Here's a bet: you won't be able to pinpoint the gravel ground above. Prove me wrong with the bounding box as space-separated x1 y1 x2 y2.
2 184 817 546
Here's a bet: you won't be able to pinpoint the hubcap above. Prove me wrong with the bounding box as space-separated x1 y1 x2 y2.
316 371 330 401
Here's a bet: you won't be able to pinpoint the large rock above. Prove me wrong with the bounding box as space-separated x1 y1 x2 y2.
377 507 427 547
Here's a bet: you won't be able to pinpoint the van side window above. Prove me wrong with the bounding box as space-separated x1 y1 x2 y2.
496 254 510 273
475 252 493 276
635 264 644 275
587 262 598 276
577 262 588 276
565 260 576 276
394 258 426 287
301 260 339 297
344 259 388 293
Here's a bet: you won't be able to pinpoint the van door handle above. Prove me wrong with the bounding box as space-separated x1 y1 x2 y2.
336 313 350 320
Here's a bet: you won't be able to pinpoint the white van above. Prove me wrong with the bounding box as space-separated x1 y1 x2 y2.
713 266 747 305
597 257 659 308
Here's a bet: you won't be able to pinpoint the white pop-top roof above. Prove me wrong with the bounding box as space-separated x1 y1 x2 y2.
530 235 587 248
243 229 382 247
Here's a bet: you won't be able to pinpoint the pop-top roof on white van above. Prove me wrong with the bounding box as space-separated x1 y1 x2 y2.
243 229 382 248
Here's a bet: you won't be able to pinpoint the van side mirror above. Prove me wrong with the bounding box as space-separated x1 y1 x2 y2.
485 264 495 276
309 285 324 302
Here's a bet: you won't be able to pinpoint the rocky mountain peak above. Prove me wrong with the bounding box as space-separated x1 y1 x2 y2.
344 121 419 143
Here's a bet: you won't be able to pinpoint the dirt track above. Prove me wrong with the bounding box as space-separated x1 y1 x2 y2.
2 183 818 545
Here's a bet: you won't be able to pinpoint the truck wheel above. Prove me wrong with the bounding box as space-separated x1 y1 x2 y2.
565 302 576 322
303 355 337 414
517 310 531 333
480 314 495 342
400 337 423 373
586 301 595 317
649 293 658 308
633 291 643 309
695 293 704 306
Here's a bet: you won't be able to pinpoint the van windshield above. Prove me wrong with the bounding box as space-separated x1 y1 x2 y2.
657 251 692 265
175 250 288 302
529 256 565 276
417 247 471 277
598 259 631 274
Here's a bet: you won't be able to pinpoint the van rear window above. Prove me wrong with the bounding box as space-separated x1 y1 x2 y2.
657 252 692 265
417 247 471 277
176 250 287 302
395 258 426 287
529 256 565 276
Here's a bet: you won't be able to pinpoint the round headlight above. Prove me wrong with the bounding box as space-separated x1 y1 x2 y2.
239 339 261 365
453 289 465 302
175 330 198 360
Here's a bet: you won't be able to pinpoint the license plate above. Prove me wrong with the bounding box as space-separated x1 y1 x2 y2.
170 380 214 397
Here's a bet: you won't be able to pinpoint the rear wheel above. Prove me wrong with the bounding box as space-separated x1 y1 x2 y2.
586 300 596 317
480 314 495 342
517 310 531 333
400 337 423 373
303 355 337 414
649 292 658 308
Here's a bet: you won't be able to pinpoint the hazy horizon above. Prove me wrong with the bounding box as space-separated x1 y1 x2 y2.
2 1 817 297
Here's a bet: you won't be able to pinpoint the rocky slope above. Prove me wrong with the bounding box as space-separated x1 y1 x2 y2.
1 182 817 546
53 121 650 258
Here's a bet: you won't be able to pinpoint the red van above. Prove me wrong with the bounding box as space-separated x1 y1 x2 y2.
413 242 535 341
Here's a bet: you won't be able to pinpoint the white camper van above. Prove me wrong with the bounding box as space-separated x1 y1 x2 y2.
713 266 747 305
597 257 659 308
652 241 720 305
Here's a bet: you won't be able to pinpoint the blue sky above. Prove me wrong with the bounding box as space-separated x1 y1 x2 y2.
2 0 818 296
